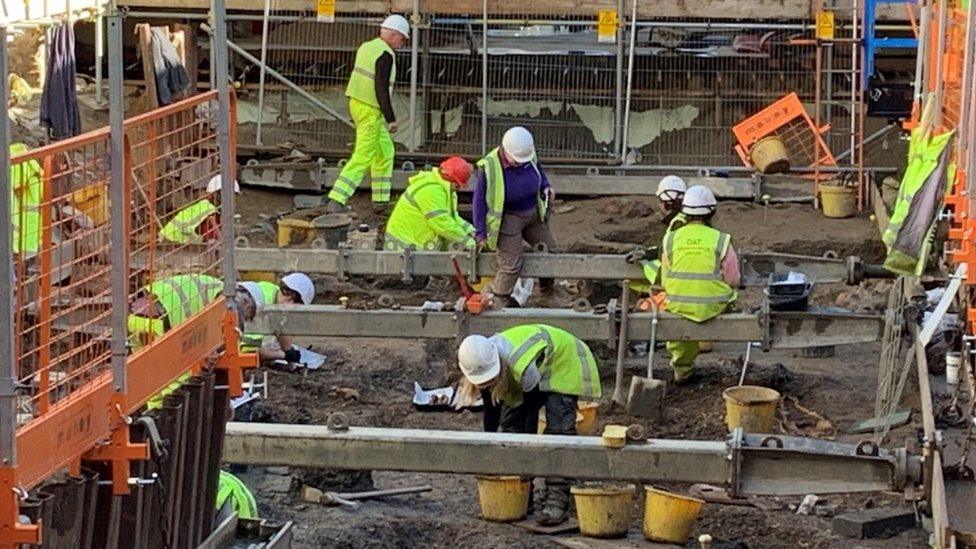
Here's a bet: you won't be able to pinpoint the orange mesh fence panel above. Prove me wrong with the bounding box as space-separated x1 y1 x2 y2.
5 90 237 491
731 92 838 170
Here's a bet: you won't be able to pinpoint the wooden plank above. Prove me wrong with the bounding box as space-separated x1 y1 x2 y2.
136 23 160 110
174 23 200 94
847 410 911 434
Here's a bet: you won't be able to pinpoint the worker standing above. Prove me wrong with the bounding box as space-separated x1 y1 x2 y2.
384 156 476 250
325 15 411 214
160 174 238 244
455 324 601 526
240 273 316 365
473 127 556 309
660 186 739 383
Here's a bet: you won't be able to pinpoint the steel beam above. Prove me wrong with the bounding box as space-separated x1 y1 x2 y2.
234 247 879 286
223 423 918 496
239 163 815 199
250 306 883 348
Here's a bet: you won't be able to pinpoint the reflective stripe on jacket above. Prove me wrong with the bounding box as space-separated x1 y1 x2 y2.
217 471 258 519
384 169 475 250
345 37 396 108
497 324 601 406
661 223 737 322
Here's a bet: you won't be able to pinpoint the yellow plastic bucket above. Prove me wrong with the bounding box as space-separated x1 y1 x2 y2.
723 385 781 433
277 218 316 247
475 476 530 522
537 401 600 435
820 184 857 218
749 136 791 174
571 483 635 538
642 487 704 543
239 271 277 283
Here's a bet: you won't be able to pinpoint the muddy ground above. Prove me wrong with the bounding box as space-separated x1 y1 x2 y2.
232 190 930 548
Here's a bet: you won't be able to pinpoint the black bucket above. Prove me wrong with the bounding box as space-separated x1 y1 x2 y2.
313 213 352 249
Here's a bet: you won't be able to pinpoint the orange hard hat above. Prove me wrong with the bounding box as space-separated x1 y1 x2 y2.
439 156 473 188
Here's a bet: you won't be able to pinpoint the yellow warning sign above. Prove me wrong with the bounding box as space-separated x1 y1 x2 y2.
816 11 835 40
598 10 617 44
317 0 335 23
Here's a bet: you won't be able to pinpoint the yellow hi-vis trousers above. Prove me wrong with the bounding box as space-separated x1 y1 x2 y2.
328 99 395 205
666 340 699 379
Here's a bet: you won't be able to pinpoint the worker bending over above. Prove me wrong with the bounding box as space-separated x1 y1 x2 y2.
160 175 238 244
660 186 739 383
384 156 476 250
326 15 411 214
456 324 601 526
240 273 316 365
473 127 556 309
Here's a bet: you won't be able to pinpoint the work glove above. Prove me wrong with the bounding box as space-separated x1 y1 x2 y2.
283 348 302 364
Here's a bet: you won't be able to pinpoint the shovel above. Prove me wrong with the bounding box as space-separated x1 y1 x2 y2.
625 298 664 418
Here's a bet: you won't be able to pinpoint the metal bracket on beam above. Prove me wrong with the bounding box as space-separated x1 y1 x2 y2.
728 427 744 497
401 247 414 284
335 242 350 282
467 245 479 284
760 299 772 351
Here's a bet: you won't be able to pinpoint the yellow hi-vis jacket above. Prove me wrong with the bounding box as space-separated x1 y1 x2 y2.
384 169 475 250
476 148 547 250
159 199 218 244
661 222 737 323
345 37 396 109
9 143 43 255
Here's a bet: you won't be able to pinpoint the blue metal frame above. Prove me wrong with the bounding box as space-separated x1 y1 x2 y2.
863 0 919 89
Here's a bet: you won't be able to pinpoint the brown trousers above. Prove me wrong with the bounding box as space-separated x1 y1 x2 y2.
490 208 556 296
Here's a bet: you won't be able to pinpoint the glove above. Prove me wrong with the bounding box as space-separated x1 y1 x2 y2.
283 348 302 364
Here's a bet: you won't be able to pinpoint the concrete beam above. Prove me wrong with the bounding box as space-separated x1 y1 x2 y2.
250 305 883 348
222 423 917 496
234 247 875 286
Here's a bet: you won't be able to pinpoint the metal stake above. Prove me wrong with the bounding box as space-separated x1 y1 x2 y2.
408 0 420 152
620 0 638 161
108 8 127 393
480 0 488 155
95 1 105 103
611 282 631 406
255 0 272 145
0 24 17 465
211 0 237 295
613 0 624 161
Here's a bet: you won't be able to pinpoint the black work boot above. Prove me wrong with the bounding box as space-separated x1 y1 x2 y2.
536 483 571 526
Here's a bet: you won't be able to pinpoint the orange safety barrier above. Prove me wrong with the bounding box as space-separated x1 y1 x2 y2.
731 92 838 171
0 91 253 545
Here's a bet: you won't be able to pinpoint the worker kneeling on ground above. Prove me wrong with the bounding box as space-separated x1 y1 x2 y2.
456 324 601 526
473 127 557 309
216 470 258 522
160 175 239 245
384 156 476 250
661 186 740 384
240 273 316 365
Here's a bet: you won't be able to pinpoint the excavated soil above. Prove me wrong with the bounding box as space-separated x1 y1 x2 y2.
233 190 928 548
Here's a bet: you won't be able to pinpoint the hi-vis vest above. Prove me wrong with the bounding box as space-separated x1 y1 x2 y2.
160 199 218 244
629 212 690 293
384 169 475 251
476 148 547 250
217 471 258 519
497 324 601 406
240 281 279 351
127 274 224 349
345 37 396 108
661 223 737 323
9 143 43 255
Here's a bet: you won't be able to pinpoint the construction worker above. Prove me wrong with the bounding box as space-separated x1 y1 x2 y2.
9 142 42 255
216 471 258 522
660 186 740 383
456 324 601 526
325 15 411 214
656 175 687 235
159 175 238 245
384 156 475 251
473 127 555 309
239 273 316 365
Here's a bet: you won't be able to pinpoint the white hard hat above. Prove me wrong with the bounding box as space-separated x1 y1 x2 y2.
501 126 536 164
458 335 501 386
681 185 717 216
206 174 240 194
237 281 266 312
281 272 315 305
656 175 687 202
381 14 411 38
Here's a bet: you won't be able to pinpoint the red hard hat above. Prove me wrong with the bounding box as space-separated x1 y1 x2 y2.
439 156 473 188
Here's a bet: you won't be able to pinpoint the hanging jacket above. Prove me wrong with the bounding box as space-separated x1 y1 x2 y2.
216 471 258 519
9 143 43 255
384 169 475 250
159 199 218 244
495 324 601 406
661 223 737 322
475 148 547 250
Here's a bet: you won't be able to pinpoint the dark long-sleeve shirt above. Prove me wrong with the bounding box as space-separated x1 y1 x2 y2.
472 155 550 240
374 52 396 124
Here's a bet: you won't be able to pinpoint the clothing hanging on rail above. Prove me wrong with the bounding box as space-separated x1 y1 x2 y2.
40 22 82 141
